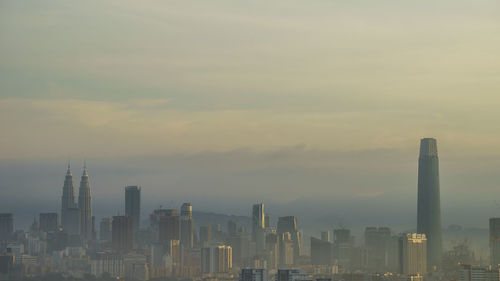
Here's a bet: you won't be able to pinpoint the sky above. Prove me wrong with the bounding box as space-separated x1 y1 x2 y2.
1 0 500 231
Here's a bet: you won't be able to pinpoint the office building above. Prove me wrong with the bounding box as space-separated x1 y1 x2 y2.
39 213 58 232
100 217 112 241
200 225 212 246
180 203 194 249
125 186 141 233
490 218 500 266
112 216 133 254
365 227 391 273
279 232 294 266
159 215 179 244
399 233 427 275
277 216 301 260
417 138 442 269
321 231 331 243
240 269 269 281
78 164 92 240
0 214 14 241
201 245 232 274
311 236 332 265
334 228 352 270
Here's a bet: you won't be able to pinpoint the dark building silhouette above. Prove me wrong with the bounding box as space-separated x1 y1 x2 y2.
159 215 179 244
100 217 112 241
365 227 391 273
125 186 141 233
0 214 13 241
39 213 58 232
311 236 332 265
490 218 500 266
112 216 133 254
417 138 442 269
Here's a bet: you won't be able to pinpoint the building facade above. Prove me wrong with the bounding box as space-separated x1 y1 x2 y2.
417 138 442 269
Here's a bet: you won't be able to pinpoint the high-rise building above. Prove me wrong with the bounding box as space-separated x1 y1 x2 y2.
200 225 212 246
279 232 294 266
277 216 301 260
39 213 58 232
311 236 332 265
399 233 427 275
100 217 112 241
125 186 141 233
417 138 442 269
0 214 13 241
490 218 500 266
78 164 92 240
180 203 194 249
365 227 391 273
240 269 269 281
61 163 77 233
253 204 266 254
112 216 133 254
252 204 265 234
334 228 352 270
159 215 179 244
265 233 279 270
125 185 141 233
201 245 232 274
321 231 331 243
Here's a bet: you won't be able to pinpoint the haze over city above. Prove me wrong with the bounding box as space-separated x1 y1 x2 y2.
1 0 500 281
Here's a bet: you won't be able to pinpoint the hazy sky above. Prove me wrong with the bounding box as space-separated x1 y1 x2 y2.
1 0 500 230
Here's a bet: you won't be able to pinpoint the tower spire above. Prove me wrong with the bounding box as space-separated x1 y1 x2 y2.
66 160 71 175
83 160 88 176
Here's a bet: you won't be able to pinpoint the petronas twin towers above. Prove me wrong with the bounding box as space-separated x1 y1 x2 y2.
61 162 93 240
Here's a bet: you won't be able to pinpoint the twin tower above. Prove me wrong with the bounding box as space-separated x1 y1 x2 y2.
417 138 443 270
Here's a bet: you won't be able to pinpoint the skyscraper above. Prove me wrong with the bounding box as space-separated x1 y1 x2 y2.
78 164 92 240
365 227 391 273
0 213 13 241
100 217 112 241
180 203 194 249
125 186 141 233
417 138 443 269
277 216 301 260
61 163 77 233
112 216 133 254
252 204 265 254
489 218 500 266
399 233 427 275
199 225 212 246
159 215 179 245
311 236 332 265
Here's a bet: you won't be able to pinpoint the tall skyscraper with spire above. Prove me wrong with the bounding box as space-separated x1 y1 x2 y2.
61 163 77 232
78 163 92 240
417 138 442 270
